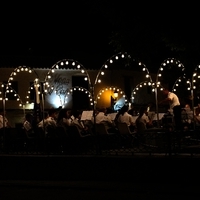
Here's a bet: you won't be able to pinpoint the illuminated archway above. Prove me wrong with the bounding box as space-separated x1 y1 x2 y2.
154 58 185 126
191 64 200 102
95 86 129 111
0 83 26 127
1 66 39 114
94 52 130 85
7 65 38 87
131 80 157 105
156 58 185 89
0 84 25 108
57 86 93 108
172 75 192 105
43 59 91 109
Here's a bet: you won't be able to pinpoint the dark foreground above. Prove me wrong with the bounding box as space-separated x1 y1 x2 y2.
1 154 200 199
1 126 200 199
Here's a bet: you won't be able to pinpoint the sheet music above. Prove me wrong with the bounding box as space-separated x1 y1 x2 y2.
81 110 93 120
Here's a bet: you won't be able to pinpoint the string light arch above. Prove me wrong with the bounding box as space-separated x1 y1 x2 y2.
131 80 157 104
191 64 200 91
0 83 26 118
140 62 153 83
43 59 92 108
0 84 25 107
191 63 200 110
94 52 131 85
6 65 38 88
25 78 42 105
1 66 39 111
172 75 191 92
156 58 185 90
95 86 129 105
44 59 91 93
58 86 93 108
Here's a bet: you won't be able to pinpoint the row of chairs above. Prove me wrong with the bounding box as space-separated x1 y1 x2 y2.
94 123 137 154
3 122 192 155
1 122 138 154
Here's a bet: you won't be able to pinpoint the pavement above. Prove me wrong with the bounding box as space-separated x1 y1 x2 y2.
1 154 200 199
1 179 200 200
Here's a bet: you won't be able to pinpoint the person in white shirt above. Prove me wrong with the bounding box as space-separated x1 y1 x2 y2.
38 110 57 136
92 107 117 133
117 105 135 132
135 106 152 133
0 110 12 129
159 88 182 130
38 111 56 128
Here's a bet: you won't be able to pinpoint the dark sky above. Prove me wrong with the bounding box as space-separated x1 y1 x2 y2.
1 1 200 73
0 1 115 69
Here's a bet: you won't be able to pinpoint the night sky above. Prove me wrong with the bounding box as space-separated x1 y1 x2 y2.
0 1 200 74
0 1 114 69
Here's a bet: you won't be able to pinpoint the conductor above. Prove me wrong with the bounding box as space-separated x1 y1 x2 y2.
159 87 182 130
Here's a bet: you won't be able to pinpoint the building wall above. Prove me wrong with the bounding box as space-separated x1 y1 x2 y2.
0 67 156 126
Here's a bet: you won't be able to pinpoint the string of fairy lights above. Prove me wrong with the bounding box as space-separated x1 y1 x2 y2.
42 52 131 108
191 64 200 90
131 81 156 103
0 66 38 108
95 86 128 105
1 54 200 112
0 52 133 109
44 59 92 90
130 58 187 105
64 86 93 106
0 84 24 106
156 58 185 90
94 52 129 85
171 75 191 92
141 62 153 83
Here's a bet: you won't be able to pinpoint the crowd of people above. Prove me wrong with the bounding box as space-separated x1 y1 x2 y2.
1 93 200 144
0 105 152 143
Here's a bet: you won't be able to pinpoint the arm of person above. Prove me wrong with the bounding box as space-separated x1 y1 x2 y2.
159 97 172 105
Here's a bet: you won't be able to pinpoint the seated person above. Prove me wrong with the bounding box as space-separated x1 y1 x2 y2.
23 113 35 137
91 107 117 134
128 103 137 116
71 110 92 136
0 110 11 129
117 105 136 132
57 108 73 132
135 106 153 134
181 104 194 130
38 112 54 133
0 109 12 137
38 110 57 136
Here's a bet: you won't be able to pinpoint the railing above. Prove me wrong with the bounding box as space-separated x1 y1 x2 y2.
1 126 200 156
